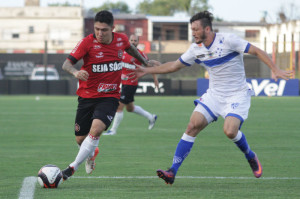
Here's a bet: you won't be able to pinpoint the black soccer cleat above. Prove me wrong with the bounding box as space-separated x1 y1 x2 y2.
156 168 175 185
248 153 263 178
62 166 75 181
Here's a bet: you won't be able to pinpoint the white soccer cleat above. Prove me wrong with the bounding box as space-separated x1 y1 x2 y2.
148 114 157 130
102 130 117 135
85 147 99 174
85 157 95 174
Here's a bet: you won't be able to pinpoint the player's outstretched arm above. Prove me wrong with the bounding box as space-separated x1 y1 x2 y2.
62 59 89 81
132 59 185 80
247 44 293 81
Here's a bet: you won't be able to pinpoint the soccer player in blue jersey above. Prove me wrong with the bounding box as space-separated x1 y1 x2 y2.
133 11 292 184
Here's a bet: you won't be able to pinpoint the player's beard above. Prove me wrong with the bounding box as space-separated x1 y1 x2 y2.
195 32 206 44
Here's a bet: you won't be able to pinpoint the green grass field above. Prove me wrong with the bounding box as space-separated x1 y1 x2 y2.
0 95 300 199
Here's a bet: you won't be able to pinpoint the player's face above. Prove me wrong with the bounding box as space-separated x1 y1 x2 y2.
129 35 139 47
94 22 114 44
191 20 206 44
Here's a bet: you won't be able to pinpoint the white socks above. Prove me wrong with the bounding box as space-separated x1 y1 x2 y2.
110 111 124 132
133 105 152 120
70 134 99 170
77 143 94 158
109 105 152 133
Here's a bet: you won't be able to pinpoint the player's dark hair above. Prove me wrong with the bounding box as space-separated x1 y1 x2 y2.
94 10 114 27
190 11 213 30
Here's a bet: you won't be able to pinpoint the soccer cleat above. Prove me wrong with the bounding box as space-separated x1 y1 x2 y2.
85 147 99 174
62 166 75 181
102 130 117 135
248 153 263 178
148 114 157 130
156 168 175 185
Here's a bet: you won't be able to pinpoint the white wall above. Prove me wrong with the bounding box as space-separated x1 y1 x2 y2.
0 7 83 52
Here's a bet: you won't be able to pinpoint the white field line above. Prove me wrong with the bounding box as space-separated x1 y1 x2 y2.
73 176 300 180
18 176 37 199
19 175 300 199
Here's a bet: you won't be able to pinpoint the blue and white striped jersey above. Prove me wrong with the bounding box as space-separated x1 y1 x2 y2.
180 33 251 96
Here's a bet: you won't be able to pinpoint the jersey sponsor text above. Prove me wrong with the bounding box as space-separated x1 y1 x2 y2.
97 83 118 93
92 62 122 73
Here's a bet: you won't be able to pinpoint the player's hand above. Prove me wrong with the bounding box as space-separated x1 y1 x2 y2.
73 70 89 81
128 64 147 82
271 68 293 81
152 74 159 90
147 60 161 67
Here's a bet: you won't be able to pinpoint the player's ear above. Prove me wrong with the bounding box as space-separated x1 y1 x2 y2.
111 25 115 31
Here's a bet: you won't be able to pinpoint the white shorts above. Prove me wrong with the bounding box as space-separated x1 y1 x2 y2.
193 89 252 128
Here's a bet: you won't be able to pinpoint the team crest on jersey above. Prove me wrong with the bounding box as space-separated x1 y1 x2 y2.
117 37 122 41
118 49 123 58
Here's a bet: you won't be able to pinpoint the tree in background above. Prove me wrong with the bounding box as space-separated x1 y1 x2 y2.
48 1 79 7
137 0 211 16
91 1 131 14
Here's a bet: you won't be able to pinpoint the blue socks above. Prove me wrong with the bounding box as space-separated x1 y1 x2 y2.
170 133 195 176
169 131 254 176
232 130 255 160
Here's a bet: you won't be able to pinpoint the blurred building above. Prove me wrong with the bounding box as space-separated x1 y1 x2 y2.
85 13 271 54
0 2 83 54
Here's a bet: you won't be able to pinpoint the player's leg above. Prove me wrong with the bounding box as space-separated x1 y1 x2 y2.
131 104 157 129
223 116 255 159
157 94 218 184
103 102 125 135
157 108 210 185
75 135 99 174
63 98 118 180
223 91 262 178
224 117 262 178
63 119 105 180
121 84 157 130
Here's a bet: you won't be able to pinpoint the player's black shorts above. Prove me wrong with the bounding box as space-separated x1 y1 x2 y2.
74 97 119 136
119 84 138 104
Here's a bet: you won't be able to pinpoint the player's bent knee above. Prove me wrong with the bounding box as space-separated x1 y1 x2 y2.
223 128 238 139
186 122 201 137
126 107 134 112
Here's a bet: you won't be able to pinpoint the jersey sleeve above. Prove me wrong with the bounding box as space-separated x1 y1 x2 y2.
228 34 250 53
121 34 131 50
67 37 89 64
179 44 196 66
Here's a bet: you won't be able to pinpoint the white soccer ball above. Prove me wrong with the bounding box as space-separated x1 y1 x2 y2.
37 164 63 188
